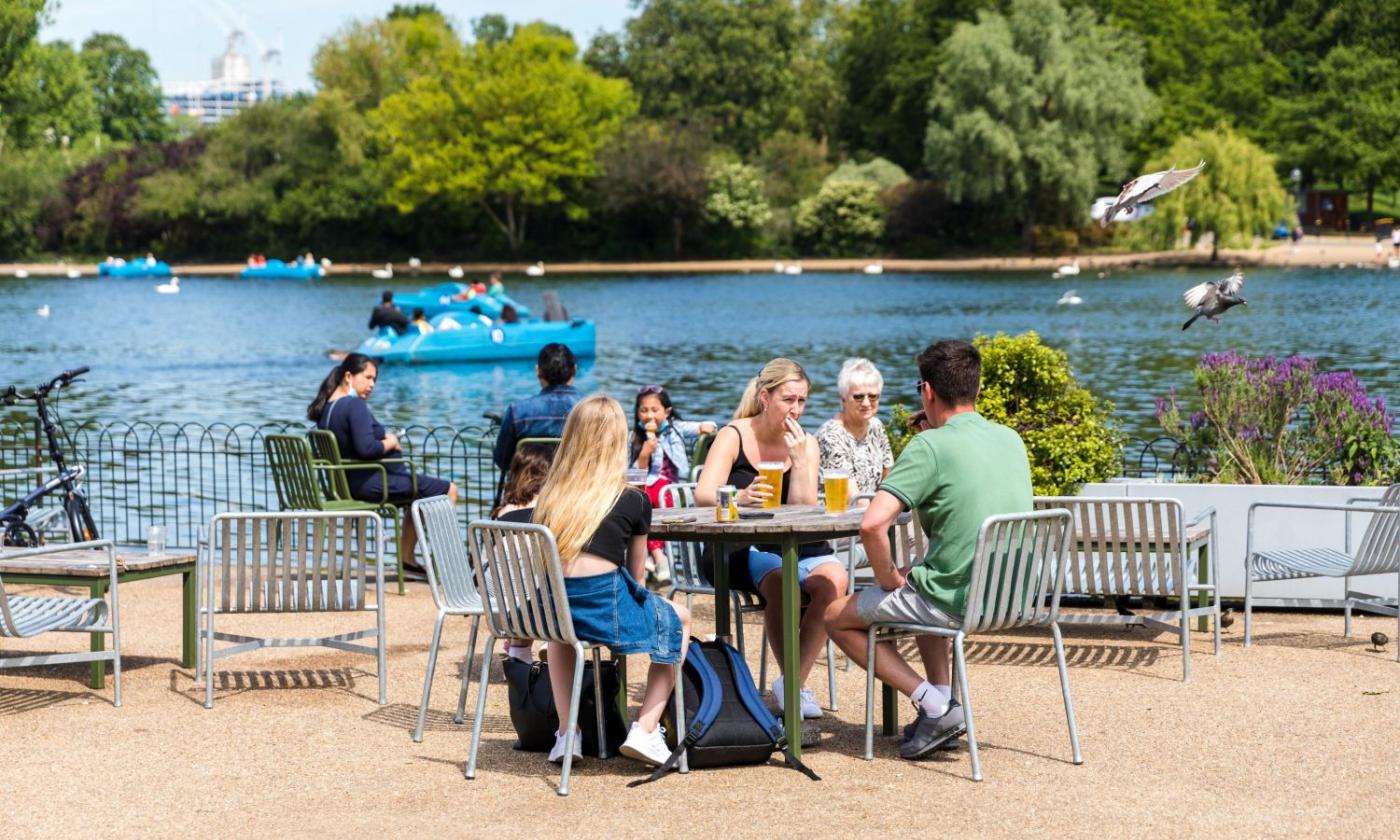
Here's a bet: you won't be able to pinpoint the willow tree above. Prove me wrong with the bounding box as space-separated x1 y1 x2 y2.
372 24 635 252
924 0 1154 250
1130 126 1290 261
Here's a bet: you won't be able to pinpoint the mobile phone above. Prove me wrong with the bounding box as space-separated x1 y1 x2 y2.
662 516 692 525
738 510 775 519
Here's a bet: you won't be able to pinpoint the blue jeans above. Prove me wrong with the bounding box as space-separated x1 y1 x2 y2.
746 546 843 589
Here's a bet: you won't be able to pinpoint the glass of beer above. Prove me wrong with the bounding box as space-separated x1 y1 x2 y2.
756 461 784 508
822 470 849 514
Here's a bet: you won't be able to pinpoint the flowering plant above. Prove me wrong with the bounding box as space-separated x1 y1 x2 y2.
1156 351 1398 485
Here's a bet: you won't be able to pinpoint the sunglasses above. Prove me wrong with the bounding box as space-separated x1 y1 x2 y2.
637 384 665 396
848 392 880 404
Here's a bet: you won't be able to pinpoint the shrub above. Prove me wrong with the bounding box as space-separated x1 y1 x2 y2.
973 332 1123 495
1156 351 1399 485
794 180 885 256
825 156 910 191
702 160 771 232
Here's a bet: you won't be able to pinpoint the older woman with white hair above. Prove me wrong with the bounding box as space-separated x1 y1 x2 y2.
816 358 893 498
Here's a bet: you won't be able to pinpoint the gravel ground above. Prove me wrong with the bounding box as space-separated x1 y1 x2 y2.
2 574 1397 839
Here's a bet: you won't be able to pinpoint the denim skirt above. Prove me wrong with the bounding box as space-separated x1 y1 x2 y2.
563 569 683 664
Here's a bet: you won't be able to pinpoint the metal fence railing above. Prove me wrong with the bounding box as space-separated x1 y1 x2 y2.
1 418 499 549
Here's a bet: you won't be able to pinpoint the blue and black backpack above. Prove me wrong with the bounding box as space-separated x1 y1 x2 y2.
632 637 820 784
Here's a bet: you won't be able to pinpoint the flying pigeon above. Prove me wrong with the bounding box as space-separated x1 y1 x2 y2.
1182 270 1246 330
1101 160 1206 226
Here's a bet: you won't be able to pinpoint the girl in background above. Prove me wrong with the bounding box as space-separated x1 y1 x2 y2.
628 385 716 584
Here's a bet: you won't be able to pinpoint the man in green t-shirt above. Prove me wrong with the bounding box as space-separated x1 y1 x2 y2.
824 339 1032 760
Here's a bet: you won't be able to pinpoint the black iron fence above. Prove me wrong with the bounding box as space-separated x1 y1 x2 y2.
1 418 498 548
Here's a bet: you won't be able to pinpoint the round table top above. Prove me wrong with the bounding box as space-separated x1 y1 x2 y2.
649 504 879 541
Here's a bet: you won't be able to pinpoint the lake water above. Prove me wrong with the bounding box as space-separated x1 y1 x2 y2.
2 267 1396 443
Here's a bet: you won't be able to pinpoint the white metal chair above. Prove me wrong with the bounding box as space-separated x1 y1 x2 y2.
1034 496 1221 681
863 509 1081 781
465 520 686 796
660 482 839 711
198 511 387 709
410 496 485 742
0 539 122 705
1245 484 1400 658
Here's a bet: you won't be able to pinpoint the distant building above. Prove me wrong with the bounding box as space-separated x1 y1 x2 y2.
162 33 281 125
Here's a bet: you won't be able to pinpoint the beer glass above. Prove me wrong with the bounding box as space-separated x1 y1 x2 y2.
822 470 849 514
756 461 784 508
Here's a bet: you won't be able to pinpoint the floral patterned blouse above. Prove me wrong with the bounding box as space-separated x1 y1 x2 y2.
816 416 894 496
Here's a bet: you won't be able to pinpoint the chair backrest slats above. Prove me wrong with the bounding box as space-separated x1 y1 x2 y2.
964 510 1071 634
307 429 354 501
468 520 579 645
1351 485 1400 576
1034 497 1187 598
205 512 380 615
412 496 482 612
659 483 707 589
263 434 326 511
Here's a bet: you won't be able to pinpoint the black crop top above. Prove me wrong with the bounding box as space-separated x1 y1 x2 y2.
717 424 830 558
499 487 651 567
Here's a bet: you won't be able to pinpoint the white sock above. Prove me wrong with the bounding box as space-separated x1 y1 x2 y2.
933 683 952 705
506 644 533 663
911 681 949 717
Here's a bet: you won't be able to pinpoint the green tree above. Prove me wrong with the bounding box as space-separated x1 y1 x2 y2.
1130 126 1290 261
924 0 1154 250
834 0 985 172
371 25 635 251
312 9 462 111
1087 0 1285 160
703 159 771 233
0 144 68 256
594 119 714 256
79 33 169 143
794 180 885 256
826 156 909 190
974 331 1122 495
1 39 99 149
1272 46 1400 216
0 0 47 85
755 129 830 207
594 0 806 155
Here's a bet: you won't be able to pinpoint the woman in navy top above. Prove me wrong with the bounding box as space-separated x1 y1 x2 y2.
307 353 456 575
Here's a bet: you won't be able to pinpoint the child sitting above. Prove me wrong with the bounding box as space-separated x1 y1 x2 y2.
628 385 716 585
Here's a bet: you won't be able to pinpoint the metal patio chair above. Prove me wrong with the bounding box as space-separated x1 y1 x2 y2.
863 509 1081 781
0 539 122 705
1245 484 1400 658
198 511 387 709
464 520 687 796
1033 496 1221 681
410 495 485 743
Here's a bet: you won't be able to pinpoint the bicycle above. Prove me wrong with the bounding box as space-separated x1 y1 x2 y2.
1 366 99 547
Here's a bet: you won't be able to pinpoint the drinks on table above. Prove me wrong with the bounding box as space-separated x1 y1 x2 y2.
822 470 849 514
757 461 784 509
716 485 738 522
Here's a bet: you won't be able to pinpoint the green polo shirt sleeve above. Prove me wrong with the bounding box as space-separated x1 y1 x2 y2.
879 435 938 513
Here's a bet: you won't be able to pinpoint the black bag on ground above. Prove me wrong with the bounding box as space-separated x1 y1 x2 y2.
502 655 627 756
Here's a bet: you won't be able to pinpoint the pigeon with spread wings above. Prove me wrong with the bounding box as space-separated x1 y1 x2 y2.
1101 160 1206 226
1182 270 1246 330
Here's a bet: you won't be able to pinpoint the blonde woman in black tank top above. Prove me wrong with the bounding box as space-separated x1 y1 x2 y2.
695 358 846 720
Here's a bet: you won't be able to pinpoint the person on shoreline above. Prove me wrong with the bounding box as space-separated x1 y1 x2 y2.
695 358 846 720
492 343 581 472
816 358 893 499
823 340 1032 760
500 395 691 768
628 385 717 583
307 353 458 578
369 289 409 333
491 444 554 663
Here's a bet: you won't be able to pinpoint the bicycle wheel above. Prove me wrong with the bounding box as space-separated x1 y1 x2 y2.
2 519 39 548
64 490 99 542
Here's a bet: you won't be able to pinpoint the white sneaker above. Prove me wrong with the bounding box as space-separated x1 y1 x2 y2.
772 676 824 719
618 721 671 767
547 727 582 764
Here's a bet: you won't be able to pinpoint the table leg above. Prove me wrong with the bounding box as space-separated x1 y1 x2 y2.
781 536 802 757
182 567 197 668
709 540 731 642
88 578 107 689
882 682 897 736
1195 542 1209 633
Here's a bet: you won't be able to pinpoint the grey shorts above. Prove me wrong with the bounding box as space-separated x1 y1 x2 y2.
855 584 961 629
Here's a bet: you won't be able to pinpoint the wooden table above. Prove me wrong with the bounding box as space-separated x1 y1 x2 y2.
0 547 198 688
651 504 879 757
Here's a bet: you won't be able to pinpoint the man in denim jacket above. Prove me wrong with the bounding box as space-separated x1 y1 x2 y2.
492 343 581 471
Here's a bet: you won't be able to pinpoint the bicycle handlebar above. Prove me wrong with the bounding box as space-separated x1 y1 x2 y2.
3 366 90 401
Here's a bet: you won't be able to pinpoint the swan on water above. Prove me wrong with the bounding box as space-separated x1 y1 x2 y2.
35 304 50 318
14 269 28 278
863 262 884 275
1053 259 1081 278
773 262 786 273
783 262 803 275
371 263 393 280
156 277 181 294
1056 289 1083 306
448 266 465 279
525 261 546 277
66 268 81 278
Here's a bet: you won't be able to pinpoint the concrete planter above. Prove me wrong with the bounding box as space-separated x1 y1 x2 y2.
1080 480 1397 604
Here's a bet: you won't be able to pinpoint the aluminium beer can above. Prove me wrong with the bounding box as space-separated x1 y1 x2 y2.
717 485 738 522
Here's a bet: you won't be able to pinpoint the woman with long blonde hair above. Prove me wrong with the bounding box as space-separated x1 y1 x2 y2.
500 394 690 769
695 358 846 721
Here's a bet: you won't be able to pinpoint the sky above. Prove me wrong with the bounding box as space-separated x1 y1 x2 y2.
42 0 634 91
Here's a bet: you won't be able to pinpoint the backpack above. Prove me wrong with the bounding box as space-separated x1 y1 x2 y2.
632 638 820 785
502 656 628 756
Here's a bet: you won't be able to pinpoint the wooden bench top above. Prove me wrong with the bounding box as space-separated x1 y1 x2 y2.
0 547 196 577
